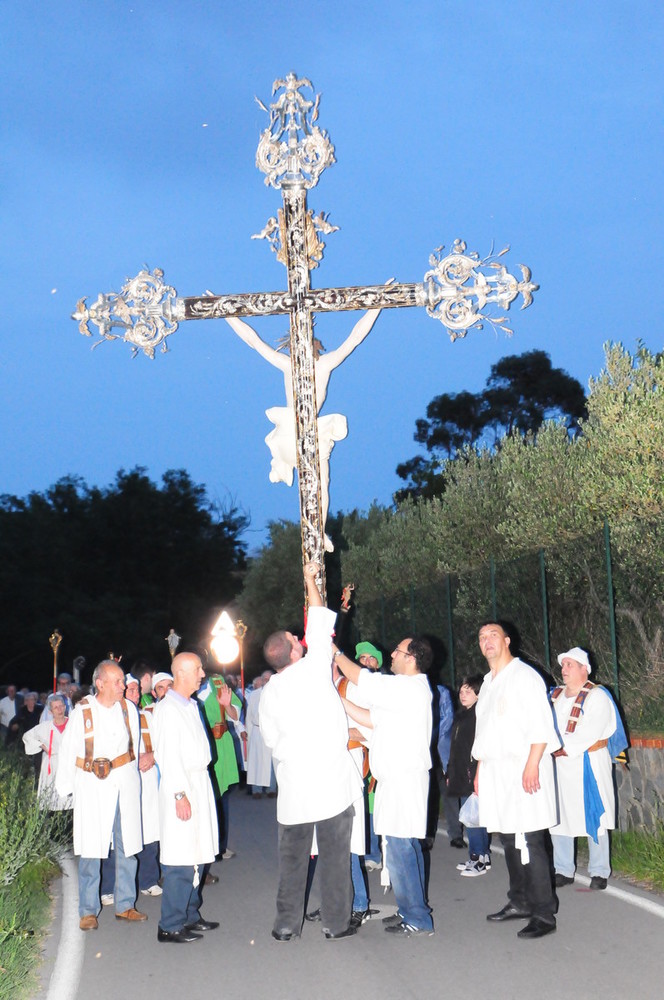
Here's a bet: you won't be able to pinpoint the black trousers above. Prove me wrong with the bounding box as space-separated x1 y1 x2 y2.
500 829 556 924
275 804 353 937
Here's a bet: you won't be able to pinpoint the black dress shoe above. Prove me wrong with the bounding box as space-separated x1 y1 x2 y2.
185 919 219 932
589 876 607 890
517 918 556 939
323 925 357 940
486 903 532 922
449 837 466 849
555 873 575 887
304 908 321 922
271 929 298 941
157 927 203 943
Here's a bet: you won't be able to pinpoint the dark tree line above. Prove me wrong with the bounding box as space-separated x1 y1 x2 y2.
396 350 587 499
0 468 247 688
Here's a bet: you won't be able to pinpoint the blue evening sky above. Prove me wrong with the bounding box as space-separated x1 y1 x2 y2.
1 1 662 553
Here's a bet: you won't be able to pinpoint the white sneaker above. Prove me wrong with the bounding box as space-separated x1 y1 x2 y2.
364 859 382 871
101 894 114 906
140 884 163 896
481 854 492 869
456 859 472 871
460 857 488 877
222 849 236 860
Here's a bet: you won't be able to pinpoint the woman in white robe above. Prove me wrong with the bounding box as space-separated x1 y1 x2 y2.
22 694 72 811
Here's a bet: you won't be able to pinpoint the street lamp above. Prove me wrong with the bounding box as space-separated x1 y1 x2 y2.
210 612 247 696
210 611 239 666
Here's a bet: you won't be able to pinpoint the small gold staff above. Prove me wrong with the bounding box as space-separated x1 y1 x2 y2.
49 629 63 694
235 619 248 698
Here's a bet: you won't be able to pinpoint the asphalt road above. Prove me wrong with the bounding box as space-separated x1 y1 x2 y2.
37 791 664 1000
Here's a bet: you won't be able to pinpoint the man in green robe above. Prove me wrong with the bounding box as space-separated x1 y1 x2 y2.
199 674 244 860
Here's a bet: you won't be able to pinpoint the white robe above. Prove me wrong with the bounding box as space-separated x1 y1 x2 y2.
472 658 560 836
338 676 371 856
138 708 160 845
356 671 432 839
55 697 142 858
22 720 72 811
152 690 218 867
259 606 362 826
246 688 274 788
550 685 617 838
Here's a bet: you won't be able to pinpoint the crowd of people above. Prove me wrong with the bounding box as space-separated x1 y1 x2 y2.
0 560 627 945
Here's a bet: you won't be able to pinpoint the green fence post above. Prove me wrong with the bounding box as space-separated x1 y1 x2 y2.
539 549 551 672
445 574 455 688
604 519 620 698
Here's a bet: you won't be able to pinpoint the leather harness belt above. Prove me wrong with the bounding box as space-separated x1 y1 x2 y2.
211 720 228 740
75 695 135 779
76 750 135 779
553 737 609 758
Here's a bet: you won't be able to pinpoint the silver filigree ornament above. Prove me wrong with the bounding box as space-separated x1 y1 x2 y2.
73 268 181 359
251 209 339 269
422 240 538 342
255 73 335 190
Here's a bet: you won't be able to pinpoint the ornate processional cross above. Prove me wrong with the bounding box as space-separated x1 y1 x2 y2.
73 73 538 599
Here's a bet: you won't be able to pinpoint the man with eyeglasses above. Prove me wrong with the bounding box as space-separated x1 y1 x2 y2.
333 636 434 936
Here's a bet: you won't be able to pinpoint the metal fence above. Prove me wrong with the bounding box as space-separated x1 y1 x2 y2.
348 517 664 730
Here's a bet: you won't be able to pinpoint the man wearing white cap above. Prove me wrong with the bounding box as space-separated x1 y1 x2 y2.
152 673 174 702
549 647 619 890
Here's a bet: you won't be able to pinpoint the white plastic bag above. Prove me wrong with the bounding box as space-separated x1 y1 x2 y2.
458 792 480 829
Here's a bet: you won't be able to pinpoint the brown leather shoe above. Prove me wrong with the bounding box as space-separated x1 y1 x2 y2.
79 915 98 931
115 908 148 921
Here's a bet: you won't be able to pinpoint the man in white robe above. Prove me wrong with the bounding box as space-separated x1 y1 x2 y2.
246 672 276 797
549 646 618 891
472 622 560 940
152 653 220 943
56 660 145 930
259 562 363 941
334 636 434 935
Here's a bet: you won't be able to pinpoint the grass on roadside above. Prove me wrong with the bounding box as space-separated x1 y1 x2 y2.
0 749 71 1000
575 825 664 892
0 858 60 1000
610 826 664 892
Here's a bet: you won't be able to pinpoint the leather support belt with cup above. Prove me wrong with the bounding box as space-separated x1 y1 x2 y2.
76 750 135 778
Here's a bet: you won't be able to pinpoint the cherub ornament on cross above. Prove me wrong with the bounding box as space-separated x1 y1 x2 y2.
73 72 538 599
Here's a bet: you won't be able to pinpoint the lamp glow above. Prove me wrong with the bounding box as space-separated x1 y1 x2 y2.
211 610 240 665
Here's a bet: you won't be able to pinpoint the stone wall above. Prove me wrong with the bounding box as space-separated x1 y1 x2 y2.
615 738 664 832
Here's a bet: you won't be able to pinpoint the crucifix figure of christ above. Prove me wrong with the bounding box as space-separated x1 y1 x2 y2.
73 72 538 599
225 303 387 554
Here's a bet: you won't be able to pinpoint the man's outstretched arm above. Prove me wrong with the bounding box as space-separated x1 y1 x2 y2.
304 561 324 608
331 644 361 685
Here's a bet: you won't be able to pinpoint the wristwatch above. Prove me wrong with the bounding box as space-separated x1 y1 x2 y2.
174 791 186 800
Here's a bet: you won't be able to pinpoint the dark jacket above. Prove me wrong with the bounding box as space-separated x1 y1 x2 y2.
445 704 477 798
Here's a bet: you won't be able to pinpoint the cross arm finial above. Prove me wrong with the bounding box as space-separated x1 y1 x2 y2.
255 73 335 190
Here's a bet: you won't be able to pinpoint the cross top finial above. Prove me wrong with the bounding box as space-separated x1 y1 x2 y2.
256 72 335 190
